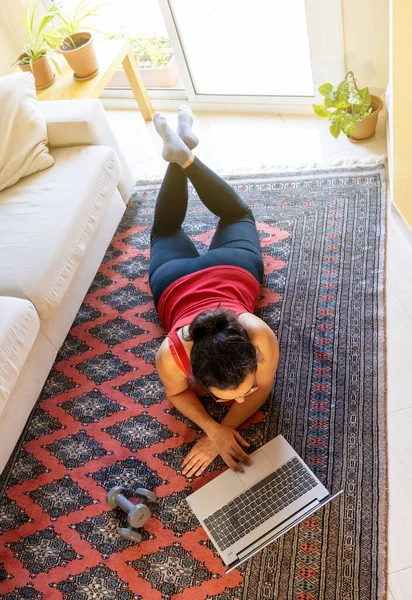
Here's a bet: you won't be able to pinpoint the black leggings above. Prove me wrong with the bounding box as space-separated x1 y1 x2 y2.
149 157 264 306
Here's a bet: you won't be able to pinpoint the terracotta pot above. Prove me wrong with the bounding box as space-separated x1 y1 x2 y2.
18 54 55 89
348 94 384 142
57 31 98 79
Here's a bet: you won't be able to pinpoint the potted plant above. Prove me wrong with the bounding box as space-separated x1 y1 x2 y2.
44 0 103 80
14 0 61 89
312 71 383 142
106 32 179 88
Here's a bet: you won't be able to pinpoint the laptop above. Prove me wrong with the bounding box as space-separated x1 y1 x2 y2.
186 434 342 573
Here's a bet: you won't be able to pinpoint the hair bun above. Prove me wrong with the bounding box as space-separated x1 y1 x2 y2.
189 308 232 342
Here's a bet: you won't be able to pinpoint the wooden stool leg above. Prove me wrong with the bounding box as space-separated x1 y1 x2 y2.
122 49 154 121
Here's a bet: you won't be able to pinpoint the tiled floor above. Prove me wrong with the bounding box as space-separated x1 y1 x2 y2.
106 108 411 600
106 109 388 179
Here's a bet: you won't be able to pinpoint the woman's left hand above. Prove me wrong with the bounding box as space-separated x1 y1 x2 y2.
182 436 219 477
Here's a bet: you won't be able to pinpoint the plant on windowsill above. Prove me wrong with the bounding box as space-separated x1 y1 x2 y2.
104 31 179 88
43 0 103 80
14 0 61 90
312 71 383 142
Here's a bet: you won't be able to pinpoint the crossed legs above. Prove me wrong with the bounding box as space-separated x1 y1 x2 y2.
149 108 263 303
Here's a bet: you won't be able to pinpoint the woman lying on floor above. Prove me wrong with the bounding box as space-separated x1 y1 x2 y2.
150 106 279 478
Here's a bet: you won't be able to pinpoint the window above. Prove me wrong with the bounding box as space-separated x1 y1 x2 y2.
42 0 345 109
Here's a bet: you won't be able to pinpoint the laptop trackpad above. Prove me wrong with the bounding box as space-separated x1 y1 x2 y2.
236 450 273 487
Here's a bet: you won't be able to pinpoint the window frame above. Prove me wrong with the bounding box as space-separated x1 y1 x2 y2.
41 0 345 111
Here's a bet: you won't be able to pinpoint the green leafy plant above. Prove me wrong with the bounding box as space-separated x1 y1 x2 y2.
312 71 373 139
104 30 173 68
13 0 61 73
43 0 104 49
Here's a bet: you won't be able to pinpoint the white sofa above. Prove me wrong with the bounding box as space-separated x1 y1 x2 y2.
0 99 134 473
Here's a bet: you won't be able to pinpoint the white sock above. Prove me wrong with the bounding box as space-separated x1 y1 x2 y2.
177 105 199 150
153 112 193 167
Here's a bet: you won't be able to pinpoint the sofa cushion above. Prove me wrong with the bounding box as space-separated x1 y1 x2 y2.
0 297 40 416
0 73 54 192
0 145 121 321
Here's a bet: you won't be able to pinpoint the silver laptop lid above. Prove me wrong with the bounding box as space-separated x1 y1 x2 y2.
186 435 331 566
187 435 324 521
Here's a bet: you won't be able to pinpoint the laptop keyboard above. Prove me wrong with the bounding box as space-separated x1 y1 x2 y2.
203 457 317 551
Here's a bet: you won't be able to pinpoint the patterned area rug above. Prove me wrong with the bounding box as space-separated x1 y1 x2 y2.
0 161 387 600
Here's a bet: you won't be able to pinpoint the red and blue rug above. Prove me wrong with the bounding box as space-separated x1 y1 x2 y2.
0 162 387 600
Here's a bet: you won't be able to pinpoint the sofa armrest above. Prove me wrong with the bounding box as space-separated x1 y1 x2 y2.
38 99 134 204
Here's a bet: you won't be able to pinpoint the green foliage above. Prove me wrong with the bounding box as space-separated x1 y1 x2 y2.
104 30 172 68
44 0 104 49
312 72 373 139
12 0 61 73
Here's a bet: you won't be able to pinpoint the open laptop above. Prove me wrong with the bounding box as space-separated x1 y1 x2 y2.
186 434 342 573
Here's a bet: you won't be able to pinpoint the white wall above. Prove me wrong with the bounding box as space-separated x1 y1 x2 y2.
391 0 412 229
0 21 19 75
0 0 28 76
342 0 389 100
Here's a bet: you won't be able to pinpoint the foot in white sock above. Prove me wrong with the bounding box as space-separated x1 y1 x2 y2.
153 112 193 167
176 105 199 150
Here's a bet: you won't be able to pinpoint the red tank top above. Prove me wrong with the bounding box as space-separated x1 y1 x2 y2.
157 265 260 333
168 330 192 377
158 265 260 378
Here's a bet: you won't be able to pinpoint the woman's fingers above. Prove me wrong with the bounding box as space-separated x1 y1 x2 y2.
182 454 202 474
182 456 195 471
184 457 204 477
193 460 210 477
231 441 251 465
182 450 196 469
232 450 250 464
223 454 244 472
227 446 246 462
186 455 213 477
182 444 202 469
182 431 250 477
234 431 251 447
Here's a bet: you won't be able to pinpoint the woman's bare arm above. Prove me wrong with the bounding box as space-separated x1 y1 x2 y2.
156 343 218 435
169 389 220 435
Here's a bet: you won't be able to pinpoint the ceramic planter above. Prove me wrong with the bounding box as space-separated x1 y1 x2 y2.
349 94 384 142
57 31 98 79
18 54 55 89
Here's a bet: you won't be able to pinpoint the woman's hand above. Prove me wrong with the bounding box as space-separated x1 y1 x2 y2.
207 424 252 471
182 436 219 478
181 425 252 477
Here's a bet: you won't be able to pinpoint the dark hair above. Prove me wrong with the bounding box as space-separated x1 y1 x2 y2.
182 306 258 390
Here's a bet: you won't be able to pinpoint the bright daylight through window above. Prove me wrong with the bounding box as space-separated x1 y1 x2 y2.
95 0 314 96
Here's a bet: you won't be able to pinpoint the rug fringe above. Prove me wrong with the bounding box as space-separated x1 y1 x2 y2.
134 154 387 186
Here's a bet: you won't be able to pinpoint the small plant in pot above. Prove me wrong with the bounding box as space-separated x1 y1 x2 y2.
312 71 383 142
14 0 61 89
44 0 103 80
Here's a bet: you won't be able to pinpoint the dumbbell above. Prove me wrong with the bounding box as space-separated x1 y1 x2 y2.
106 486 158 543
